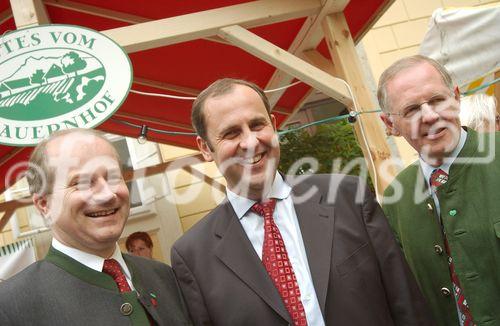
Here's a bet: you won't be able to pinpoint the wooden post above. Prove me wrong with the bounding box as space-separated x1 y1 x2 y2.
10 0 50 28
322 12 396 196
0 210 14 233
495 70 500 114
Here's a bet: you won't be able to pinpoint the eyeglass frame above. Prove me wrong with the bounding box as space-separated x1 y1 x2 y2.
387 91 457 120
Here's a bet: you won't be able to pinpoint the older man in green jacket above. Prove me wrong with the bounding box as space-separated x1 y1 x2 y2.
379 55 500 326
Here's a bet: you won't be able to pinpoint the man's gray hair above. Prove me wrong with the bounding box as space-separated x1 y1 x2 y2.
377 55 454 112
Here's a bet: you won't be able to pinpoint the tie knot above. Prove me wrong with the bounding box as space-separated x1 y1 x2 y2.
251 199 276 219
430 168 448 188
102 258 123 279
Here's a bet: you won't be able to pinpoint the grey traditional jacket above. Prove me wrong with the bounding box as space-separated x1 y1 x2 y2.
0 246 192 325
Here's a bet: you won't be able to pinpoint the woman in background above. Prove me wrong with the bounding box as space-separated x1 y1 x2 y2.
126 232 154 259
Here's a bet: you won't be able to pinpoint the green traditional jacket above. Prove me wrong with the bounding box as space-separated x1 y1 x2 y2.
383 129 500 326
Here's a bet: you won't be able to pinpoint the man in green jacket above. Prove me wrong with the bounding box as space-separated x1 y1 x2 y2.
379 55 500 326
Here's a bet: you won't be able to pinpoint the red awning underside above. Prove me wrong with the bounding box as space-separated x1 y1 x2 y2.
0 0 389 193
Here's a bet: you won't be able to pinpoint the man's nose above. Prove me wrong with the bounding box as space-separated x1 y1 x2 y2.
91 179 116 204
240 130 258 150
421 103 439 123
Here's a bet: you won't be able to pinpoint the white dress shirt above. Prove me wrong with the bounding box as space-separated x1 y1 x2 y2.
52 238 135 290
227 172 325 326
420 128 467 216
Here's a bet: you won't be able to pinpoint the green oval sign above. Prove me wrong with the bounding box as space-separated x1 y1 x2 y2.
0 24 132 146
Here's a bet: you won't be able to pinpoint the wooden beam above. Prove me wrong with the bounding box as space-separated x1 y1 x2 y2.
278 49 336 126
202 35 232 46
352 0 395 43
181 166 225 193
44 0 148 24
272 106 291 116
0 8 13 25
10 0 50 28
218 25 352 106
0 209 14 232
44 0 231 46
133 77 199 96
265 0 349 108
301 49 337 76
0 148 26 167
495 70 500 114
322 12 396 196
122 153 204 182
102 0 321 53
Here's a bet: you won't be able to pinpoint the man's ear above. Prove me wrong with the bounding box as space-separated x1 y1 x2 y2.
196 136 214 162
32 193 50 218
380 112 400 136
454 86 460 102
270 113 277 131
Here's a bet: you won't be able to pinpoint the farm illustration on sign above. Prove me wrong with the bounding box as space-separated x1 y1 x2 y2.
0 25 132 146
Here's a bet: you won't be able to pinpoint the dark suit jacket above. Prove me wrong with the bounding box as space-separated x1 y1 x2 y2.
0 246 192 325
171 174 434 325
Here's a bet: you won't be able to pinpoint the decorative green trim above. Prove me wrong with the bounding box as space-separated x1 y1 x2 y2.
45 246 116 291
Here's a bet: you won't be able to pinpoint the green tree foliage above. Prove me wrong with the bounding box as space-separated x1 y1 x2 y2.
30 69 45 85
61 51 87 76
279 121 371 184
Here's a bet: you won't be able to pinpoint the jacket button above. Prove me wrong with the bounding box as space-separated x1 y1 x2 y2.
120 303 133 316
440 287 451 296
434 245 443 255
449 209 457 216
427 203 433 211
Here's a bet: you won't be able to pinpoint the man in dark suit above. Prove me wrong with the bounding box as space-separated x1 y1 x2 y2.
171 78 434 326
0 129 191 325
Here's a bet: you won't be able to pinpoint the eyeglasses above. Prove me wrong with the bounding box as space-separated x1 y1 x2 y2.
389 93 455 120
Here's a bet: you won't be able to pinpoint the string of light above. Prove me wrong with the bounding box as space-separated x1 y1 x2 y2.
123 76 500 139
129 80 303 100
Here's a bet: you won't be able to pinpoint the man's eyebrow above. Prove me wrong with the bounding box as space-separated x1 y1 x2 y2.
67 172 90 183
218 124 240 136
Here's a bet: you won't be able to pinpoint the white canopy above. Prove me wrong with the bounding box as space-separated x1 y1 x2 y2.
419 4 500 89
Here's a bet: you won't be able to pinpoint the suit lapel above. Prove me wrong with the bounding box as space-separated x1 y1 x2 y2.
124 256 163 325
292 179 334 315
214 201 292 323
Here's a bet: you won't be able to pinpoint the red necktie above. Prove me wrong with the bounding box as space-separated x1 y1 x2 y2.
103 258 132 293
430 168 448 188
430 170 475 326
252 199 308 326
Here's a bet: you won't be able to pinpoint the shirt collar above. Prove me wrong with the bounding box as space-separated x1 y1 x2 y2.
420 128 467 184
52 238 132 280
226 172 291 220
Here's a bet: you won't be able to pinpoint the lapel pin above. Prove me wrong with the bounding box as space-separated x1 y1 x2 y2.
150 292 158 307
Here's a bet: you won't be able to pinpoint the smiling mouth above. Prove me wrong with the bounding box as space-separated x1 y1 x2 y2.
242 153 264 164
86 208 119 218
425 127 446 140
